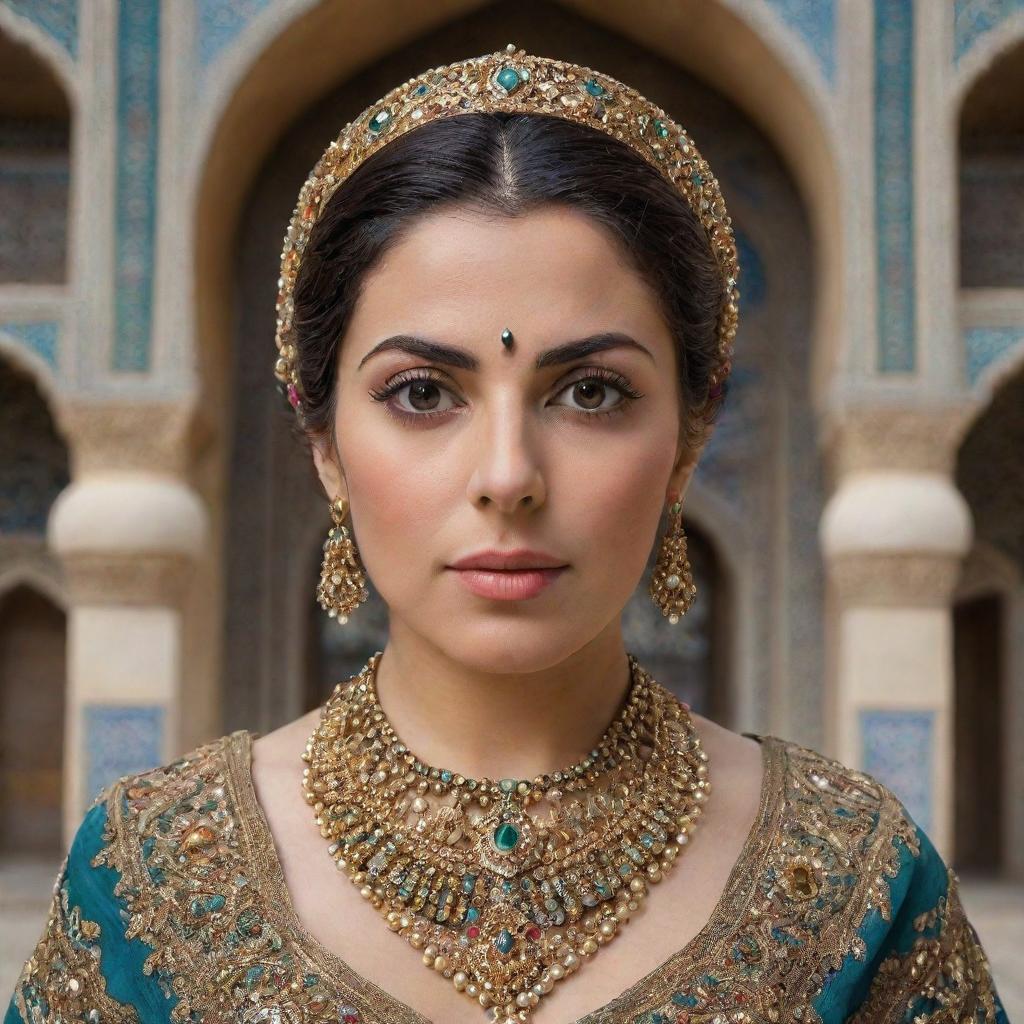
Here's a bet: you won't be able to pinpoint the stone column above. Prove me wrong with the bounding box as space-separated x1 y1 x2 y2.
819 406 972 860
47 401 207 843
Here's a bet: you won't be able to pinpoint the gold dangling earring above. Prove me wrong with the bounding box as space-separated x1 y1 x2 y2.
649 499 697 623
317 496 369 624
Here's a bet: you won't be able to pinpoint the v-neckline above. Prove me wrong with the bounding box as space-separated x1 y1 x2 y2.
224 727 786 1024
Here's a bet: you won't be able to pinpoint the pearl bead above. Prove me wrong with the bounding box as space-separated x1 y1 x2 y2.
599 919 617 936
516 993 531 1008
453 971 468 991
581 938 598 955
549 964 565 980
563 953 579 970
434 955 449 972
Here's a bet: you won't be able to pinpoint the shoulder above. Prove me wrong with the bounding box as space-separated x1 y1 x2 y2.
4 732 248 1024
756 734 1008 1022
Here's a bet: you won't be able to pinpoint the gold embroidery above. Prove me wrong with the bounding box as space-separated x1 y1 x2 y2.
846 869 1003 1024
91 735 377 1024
8 855 138 1024
80 731 1003 1024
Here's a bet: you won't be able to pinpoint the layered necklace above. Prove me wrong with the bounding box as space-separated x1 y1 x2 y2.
301 651 710 1023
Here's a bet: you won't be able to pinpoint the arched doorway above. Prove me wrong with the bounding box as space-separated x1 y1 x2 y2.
953 29 1024 879
0 585 66 853
0 354 70 853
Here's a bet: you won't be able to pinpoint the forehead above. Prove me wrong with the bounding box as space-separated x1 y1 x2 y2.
345 205 665 347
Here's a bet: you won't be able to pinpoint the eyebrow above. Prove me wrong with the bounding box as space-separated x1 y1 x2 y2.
355 331 655 372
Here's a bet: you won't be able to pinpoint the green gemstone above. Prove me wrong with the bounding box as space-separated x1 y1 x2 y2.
654 118 669 138
584 77 605 97
496 66 522 92
493 822 520 851
499 778 516 793
495 928 515 955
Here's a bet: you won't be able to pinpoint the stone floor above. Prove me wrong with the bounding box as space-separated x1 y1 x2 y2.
2 857 1022 1018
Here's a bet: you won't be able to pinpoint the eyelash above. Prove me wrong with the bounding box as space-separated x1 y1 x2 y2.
367 367 645 425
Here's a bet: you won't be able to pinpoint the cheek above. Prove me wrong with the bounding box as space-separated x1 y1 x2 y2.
333 416 456 579
555 433 674 575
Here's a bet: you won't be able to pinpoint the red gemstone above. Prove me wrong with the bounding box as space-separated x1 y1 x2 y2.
466 926 480 938
526 926 541 941
287 383 300 408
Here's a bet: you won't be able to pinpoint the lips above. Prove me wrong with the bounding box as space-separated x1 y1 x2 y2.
448 549 569 572
449 565 567 601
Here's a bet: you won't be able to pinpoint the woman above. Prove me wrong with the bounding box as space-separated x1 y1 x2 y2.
6 45 1008 1024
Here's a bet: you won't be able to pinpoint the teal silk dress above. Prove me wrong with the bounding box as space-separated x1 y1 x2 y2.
6 730 1009 1023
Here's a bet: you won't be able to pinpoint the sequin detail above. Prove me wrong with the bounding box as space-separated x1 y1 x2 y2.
8 859 137 1024
90 736 368 1023
846 869 1003 1024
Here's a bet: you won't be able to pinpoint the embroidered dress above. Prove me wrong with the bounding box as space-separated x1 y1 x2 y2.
6 731 1009 1024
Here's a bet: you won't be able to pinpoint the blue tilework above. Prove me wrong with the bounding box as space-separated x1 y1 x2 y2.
1 0 78 61
83 704 164 806
859 708 934 834
0 320 59 369
954 0 1024 62
965 326 1023 385
765 0 837 85
112 0 160 372
874 0 916 374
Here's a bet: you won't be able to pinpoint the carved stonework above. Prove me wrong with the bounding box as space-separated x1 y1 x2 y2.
60 552 194 606
827 552 963 606
824 403 975 481
55 399 198 477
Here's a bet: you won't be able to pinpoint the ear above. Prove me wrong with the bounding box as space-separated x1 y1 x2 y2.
310 435 347 504
666 434 703 506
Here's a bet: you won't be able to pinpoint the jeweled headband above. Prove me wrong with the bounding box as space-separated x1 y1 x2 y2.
274 43 740 427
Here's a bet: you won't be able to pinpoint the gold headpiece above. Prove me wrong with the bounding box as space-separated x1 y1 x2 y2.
274 43 740 422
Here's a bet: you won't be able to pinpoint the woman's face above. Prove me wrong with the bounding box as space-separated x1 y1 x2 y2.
312 204 700 671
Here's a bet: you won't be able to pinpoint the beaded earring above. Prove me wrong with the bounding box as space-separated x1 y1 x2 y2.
317 497 369 624
649 500 697 622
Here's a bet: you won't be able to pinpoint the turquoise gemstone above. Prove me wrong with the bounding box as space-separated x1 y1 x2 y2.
414 84 428 96
462 873 477 894
206 894 225 912
494 822 520 852
368 109 392 134
640 832 654 848
691 171 704 187
654 118 669 138
496 66 521 92
584 77 605 97
499 778 516 793
440 769 452 783
495 928 515 955
465 906 480 923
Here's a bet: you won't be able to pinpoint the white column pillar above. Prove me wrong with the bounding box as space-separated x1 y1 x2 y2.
48 471 206 842
820 468 971 859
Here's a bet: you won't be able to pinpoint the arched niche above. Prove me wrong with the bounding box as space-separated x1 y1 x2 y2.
0 22 72 284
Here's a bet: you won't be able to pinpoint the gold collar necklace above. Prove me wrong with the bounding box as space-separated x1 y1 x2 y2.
302 652 710 1023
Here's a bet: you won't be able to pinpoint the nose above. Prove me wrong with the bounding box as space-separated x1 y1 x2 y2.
466 393 547 514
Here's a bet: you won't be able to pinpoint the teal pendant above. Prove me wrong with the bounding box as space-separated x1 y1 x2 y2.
493 822 520 852
495 928 515 955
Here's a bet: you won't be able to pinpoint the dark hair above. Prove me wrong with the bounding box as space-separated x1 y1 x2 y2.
291 112 726 454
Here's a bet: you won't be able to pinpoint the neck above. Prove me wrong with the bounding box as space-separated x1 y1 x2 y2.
371 621 633 784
